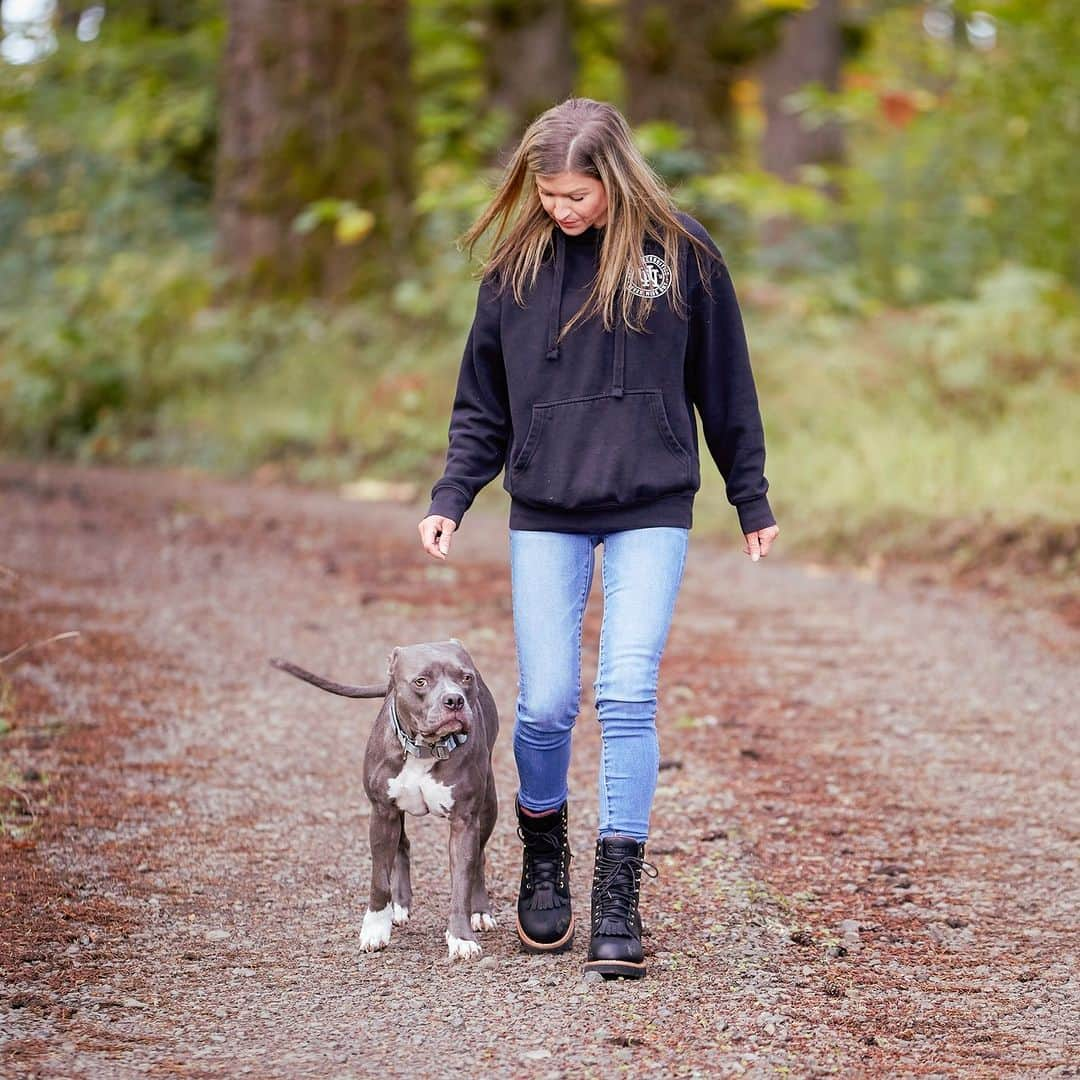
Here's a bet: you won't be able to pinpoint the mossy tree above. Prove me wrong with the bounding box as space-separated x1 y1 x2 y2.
756 0 845 185
621 0 745 159
214 0 416 298
483 0 577 153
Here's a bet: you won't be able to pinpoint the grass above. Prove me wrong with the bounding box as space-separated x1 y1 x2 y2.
0 674 12 738
0 677 39 840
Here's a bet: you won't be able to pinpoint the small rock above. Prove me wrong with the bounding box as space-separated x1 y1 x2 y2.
205 929 230 942
873 862 908 876
583 971 604 985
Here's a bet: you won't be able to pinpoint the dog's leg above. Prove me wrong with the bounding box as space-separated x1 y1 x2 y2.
469 779 498 932
446 816 482 960
359 806 401 952
391 820 412 925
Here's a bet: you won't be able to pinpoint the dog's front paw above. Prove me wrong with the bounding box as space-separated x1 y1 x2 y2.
392 903 410 926
445 932 482 961
470 912 497 932
359 905 393 952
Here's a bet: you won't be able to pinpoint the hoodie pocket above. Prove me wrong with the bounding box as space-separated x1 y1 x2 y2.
510 390 692 511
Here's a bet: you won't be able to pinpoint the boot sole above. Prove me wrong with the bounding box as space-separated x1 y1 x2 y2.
582 957 647 979
515 914 575 954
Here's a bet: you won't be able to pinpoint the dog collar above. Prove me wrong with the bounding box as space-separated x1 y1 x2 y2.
388 696 468 761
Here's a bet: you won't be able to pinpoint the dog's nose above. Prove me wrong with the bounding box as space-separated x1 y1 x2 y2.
443 693 465 711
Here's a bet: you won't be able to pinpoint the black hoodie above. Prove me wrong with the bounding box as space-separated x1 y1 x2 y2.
427 210 774 535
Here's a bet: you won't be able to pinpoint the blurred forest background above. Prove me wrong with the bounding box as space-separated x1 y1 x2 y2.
0 0 1077 579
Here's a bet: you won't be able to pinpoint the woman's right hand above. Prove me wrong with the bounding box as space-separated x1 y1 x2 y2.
418 515 457 560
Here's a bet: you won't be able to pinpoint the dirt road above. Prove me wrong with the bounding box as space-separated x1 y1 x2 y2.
1 462 1077 1078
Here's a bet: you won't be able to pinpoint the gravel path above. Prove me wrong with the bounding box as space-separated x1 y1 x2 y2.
1 462 1077 1079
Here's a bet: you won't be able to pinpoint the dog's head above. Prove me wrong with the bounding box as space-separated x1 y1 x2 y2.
387 638 479 743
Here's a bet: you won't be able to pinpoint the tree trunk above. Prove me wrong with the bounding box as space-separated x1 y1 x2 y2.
483 0 577 151
622 0 741 159
214 0 415 298
757 0 845 184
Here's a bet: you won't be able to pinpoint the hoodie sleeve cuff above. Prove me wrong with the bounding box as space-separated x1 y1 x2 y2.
426 485 472 527
735 495 776 536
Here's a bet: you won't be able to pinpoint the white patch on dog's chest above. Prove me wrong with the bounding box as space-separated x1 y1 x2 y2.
386 757 454 818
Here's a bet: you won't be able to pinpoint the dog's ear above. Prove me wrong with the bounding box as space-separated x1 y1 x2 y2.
386 646 400 677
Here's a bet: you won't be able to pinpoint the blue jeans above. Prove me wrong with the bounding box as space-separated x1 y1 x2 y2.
509 527 690 842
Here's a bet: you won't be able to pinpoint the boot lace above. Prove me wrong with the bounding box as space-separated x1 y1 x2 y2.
592 849 658 936
517 823 572 911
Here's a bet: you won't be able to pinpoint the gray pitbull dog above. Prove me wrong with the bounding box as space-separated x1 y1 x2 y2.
269 638 499 960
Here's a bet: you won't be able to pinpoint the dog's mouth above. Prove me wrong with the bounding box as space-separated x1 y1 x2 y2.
425 716 467 740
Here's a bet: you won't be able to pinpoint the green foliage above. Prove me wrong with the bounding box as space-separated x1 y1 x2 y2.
741 262 1080 536
763 0 1080 301
634 121 708 185
893 264 1079 423
1 0 1076 564
411 0 510 174
1 248 218 454
0 7 222 311
573 0 624 106
292 199 375 246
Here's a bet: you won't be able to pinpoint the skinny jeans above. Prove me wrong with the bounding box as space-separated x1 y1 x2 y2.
509 526 689 842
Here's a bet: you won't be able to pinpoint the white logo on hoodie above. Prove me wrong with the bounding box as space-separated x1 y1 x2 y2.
626 254 672 298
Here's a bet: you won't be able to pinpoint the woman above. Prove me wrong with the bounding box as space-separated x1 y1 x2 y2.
418 97 779 979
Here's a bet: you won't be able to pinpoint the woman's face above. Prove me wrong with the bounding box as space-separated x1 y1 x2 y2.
536 171 608 233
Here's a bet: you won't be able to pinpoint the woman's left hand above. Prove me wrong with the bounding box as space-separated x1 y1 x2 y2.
743 524 779 563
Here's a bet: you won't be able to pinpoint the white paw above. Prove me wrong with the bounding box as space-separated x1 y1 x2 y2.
445 932 482 960
470 912 497 932
392 903 410 926
359 905 393 952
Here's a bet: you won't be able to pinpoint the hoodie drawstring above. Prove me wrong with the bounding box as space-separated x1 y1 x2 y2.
545 228 565 362
612 318 625 398
545 224 626 399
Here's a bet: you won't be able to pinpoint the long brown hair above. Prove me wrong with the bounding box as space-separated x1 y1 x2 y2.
457 97 720 342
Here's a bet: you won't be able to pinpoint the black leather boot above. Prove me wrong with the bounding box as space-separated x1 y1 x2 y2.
515 796 574 953
583 835 658 979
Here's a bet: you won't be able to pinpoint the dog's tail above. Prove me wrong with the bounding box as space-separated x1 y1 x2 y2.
269 657 389 699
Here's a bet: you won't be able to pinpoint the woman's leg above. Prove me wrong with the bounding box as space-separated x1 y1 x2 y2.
592 526 689 842
509 528 599 812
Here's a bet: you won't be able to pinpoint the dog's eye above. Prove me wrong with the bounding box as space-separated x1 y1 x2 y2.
413 677 426 688
461 673 472 683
